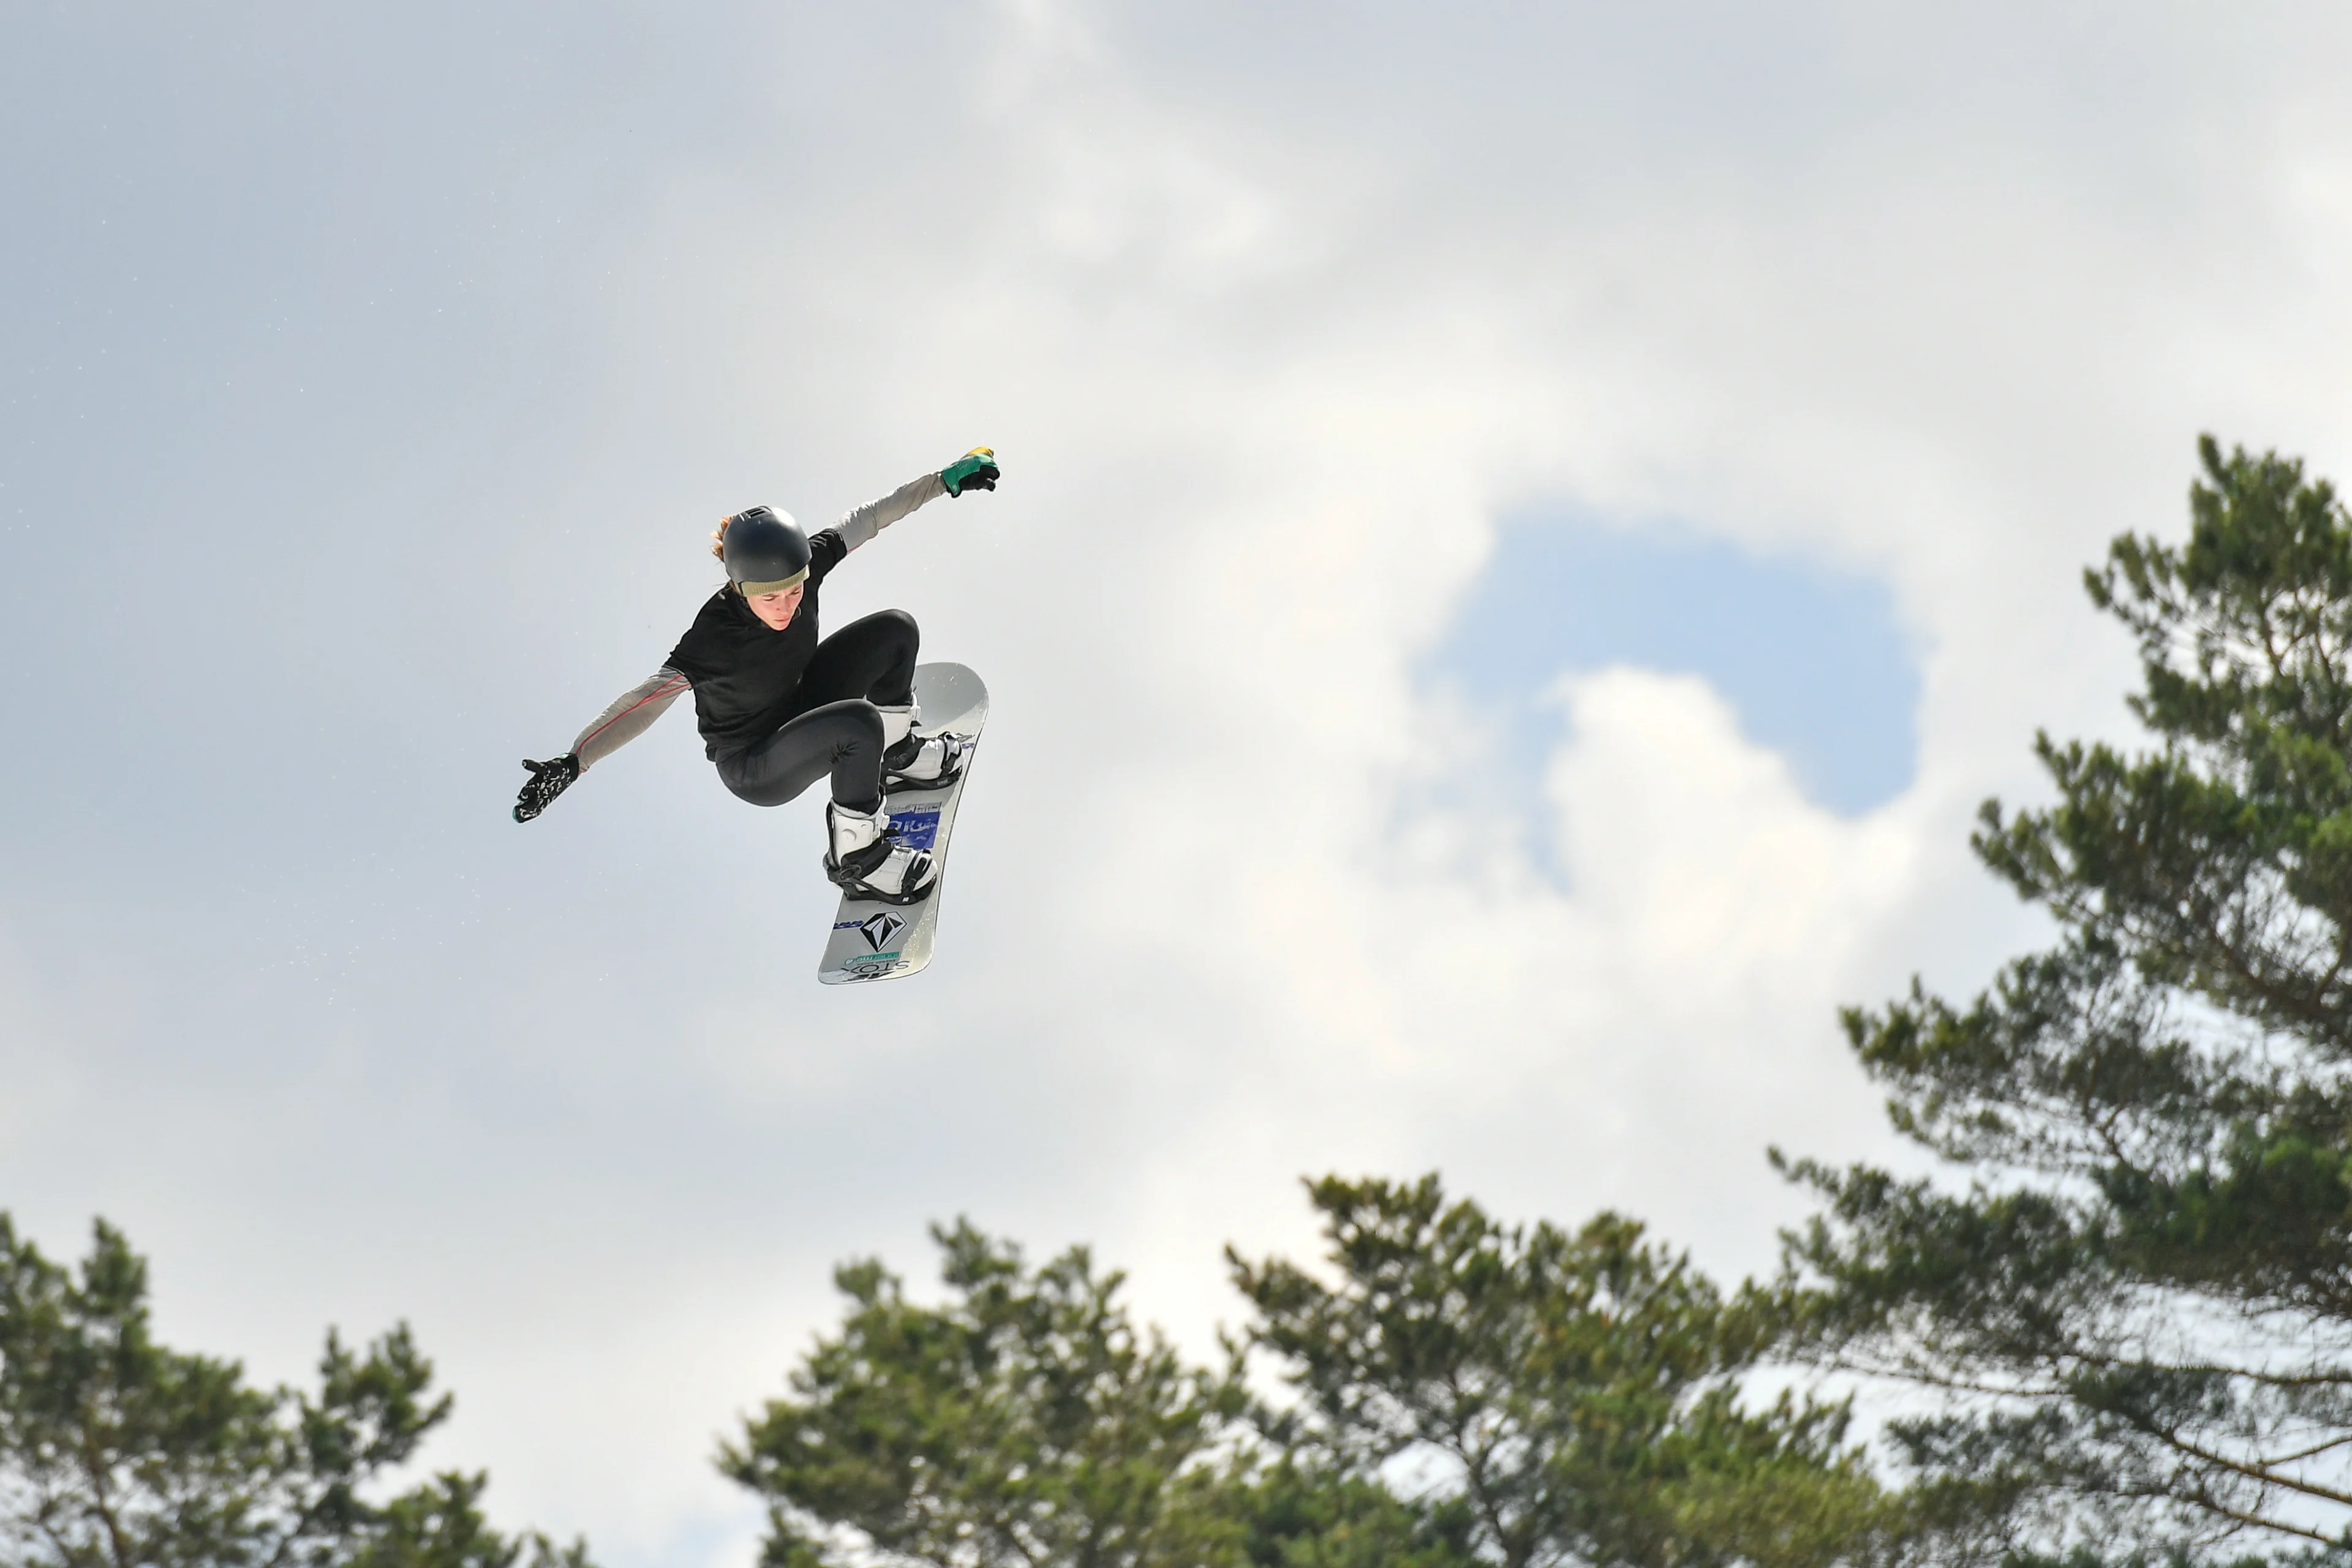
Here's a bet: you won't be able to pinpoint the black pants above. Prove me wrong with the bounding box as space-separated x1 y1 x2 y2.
715 610 917 811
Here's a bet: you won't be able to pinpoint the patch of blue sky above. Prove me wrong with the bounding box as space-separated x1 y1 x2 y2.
1422 507 1921 818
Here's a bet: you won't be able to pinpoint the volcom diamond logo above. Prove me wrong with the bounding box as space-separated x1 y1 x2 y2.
858 912 906 952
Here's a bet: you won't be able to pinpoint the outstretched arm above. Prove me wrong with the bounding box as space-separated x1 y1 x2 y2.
513 667 690 822
828 448 1000 553
575 668 690 768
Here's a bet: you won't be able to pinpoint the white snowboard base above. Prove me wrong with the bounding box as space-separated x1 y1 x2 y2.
816 662 989 984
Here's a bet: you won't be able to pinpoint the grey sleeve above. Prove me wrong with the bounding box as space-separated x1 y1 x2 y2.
572 667 690 770
830 470 948 552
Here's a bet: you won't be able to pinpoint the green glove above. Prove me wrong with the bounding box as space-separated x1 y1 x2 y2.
941 447 1000 497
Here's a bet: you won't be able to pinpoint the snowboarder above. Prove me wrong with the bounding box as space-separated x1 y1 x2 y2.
511 448 1001 905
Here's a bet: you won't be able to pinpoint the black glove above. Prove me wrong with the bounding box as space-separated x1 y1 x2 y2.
513 754 580 822
941 447 999 497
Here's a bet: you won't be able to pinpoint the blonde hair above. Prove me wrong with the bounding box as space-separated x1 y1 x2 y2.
710 514 734 562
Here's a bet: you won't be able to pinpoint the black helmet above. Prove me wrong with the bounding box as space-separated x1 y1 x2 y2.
721 505 811 594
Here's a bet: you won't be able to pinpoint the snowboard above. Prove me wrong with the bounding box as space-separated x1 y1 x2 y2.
817 662 989 984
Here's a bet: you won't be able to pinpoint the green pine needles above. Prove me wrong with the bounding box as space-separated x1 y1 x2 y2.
0 1216 592 1568
1781 437 2352 1557
720 1219 1249 1568
1231 1177 1909 1568
725 1182 1911 1568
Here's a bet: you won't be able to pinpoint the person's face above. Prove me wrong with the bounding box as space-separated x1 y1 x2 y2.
747 582 804 631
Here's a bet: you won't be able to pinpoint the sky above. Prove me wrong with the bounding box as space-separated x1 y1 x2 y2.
9 2 2352 1564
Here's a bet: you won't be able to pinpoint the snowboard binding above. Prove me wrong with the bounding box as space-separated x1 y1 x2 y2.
883 730 971 793
824 799 939 906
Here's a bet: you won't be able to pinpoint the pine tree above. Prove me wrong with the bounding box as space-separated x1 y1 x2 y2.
1782 437 2352 1556
721 1219 1251 1568
0 1215 591 1568
1234 1176 1908 1568
725 1183 1910 1568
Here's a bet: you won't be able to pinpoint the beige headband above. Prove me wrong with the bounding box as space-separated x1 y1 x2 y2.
736 568 809 597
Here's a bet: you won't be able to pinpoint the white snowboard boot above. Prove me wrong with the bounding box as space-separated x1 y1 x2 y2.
875 702 969 791
824 798 937 905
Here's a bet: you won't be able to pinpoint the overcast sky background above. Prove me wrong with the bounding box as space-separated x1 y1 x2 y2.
9 3 2352 1564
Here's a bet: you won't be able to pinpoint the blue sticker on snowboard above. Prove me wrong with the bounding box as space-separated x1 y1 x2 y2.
888 806 941 850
